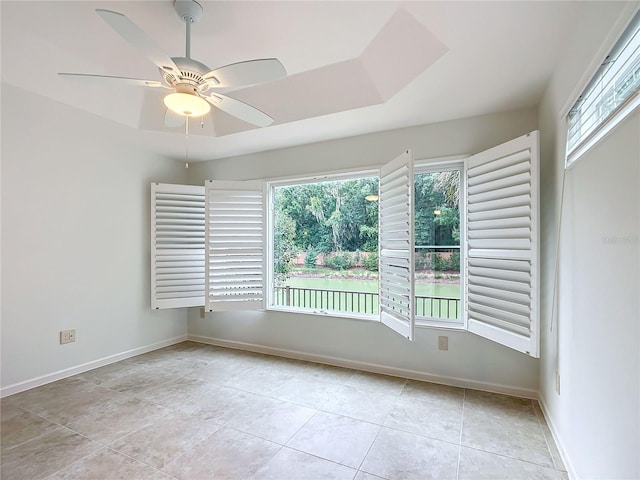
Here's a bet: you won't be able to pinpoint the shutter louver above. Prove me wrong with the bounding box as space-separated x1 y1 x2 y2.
151 183 205 309
465 131 539 357
205 180 265 311
379 150 415 340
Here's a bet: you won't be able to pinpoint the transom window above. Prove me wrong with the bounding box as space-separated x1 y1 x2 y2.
567 9 640 165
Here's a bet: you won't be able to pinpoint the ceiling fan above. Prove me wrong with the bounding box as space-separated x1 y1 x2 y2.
59 0 286 127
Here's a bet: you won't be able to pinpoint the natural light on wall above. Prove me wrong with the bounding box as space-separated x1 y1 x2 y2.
567 9 640 166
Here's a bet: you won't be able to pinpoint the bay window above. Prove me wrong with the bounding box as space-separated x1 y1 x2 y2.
151 131 540 357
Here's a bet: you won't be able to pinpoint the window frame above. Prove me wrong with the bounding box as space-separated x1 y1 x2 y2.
413 160 466 328
266 169 380 320
265 159 468 329
565 8 640 167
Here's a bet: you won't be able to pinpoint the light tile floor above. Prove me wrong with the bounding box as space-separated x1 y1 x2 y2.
1 342 567 479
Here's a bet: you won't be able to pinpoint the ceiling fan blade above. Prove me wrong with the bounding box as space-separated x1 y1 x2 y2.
58 73 164 88
96 9 180 76
202 59 286 88
164 108 186 128
204 93 274 127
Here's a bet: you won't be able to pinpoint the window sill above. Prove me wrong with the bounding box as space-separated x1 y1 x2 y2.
266 306 465 330
267 306 379 323
416 318 464 331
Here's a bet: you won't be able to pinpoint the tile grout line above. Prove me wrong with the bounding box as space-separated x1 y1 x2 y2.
355 422 386 478
282 407 322 445
376 423 467 450
49 407 184 478
190 367 347 412
459 391 558 470
63 358 224 478
0 417 59 452
456 388 466 480
3 398 115 452
461 443 561 470
353 375 405 478
37 427 114 480
281 443 363 475
105 413 202 472
531 399 562 472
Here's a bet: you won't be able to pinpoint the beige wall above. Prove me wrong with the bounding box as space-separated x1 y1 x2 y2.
1 84 189 394
537 2 640 478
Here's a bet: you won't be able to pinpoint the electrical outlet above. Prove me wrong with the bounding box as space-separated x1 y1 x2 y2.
200 307 205 319
60 329 76 344
438 336 448 351
555 370 561 394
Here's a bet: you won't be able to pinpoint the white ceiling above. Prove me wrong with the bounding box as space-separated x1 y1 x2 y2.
0 1 604 161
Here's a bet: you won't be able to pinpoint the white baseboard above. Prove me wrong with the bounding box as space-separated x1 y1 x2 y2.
0 334 188 398
538 395 577 480
188 334 539 399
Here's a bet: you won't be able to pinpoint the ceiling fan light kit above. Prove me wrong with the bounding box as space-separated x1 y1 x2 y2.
58 0 286 127
164 91 210 116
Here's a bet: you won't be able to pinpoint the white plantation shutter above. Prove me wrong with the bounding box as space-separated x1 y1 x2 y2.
379 150 415 340
151 183 205 309
465 131 539 357
205 180 266 311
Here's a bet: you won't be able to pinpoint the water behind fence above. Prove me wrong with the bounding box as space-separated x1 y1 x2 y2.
274 285 460 319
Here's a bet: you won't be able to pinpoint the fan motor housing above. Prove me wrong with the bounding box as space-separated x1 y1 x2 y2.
161 56 209 88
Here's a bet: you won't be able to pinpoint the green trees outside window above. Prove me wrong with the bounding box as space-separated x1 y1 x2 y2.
272 168 461 320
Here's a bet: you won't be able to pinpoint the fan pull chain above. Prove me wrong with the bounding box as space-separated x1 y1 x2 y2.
185 116 189 169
